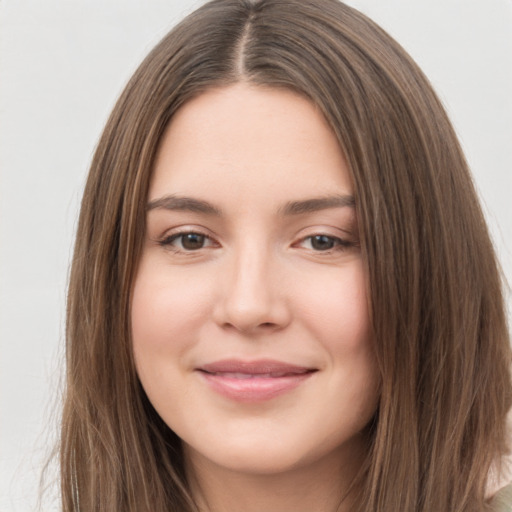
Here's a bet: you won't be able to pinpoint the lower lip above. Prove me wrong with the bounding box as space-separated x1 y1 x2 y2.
198 371 314 402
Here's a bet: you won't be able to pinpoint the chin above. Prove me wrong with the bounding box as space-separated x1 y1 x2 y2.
185 443 307 476
183 427 364 478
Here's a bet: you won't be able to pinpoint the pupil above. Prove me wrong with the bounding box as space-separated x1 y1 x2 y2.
182 233 205 250
311 235 334 250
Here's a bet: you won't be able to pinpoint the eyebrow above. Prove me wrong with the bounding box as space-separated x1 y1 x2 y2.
146 195 222 215
280 194 355 215
146 194 355 216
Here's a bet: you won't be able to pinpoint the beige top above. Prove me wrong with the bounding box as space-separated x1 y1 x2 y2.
491 483 512 511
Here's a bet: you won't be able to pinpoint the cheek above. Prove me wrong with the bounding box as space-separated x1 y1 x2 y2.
296 260 371 352
295 260 379 408
131 257 213 366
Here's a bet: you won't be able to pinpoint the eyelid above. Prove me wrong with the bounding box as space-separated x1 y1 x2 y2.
293 224 357 240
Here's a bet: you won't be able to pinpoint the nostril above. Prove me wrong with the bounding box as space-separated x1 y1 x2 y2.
220 320 280 333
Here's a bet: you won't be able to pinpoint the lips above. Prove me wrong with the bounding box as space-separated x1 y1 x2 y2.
196 359 317 402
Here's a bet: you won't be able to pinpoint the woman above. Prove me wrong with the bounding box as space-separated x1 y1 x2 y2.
61 0 512 510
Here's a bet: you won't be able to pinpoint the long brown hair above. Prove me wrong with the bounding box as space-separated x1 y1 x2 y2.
62 0 511 510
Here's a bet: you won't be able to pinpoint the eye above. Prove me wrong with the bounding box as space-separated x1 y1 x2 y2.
160 231 215 251
299 234 352 252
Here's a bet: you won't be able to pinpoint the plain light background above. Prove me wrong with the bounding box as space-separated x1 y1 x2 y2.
1 1 511 510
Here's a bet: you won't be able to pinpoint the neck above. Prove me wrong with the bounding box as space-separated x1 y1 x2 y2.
184 438 366 512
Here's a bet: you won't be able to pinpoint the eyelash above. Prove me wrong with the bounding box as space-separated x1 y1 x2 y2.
158 230 356 254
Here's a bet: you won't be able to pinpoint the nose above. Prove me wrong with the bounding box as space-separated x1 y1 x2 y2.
212 243 291 334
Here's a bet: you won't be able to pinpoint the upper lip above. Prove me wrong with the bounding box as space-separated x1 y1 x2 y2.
197 359 316 376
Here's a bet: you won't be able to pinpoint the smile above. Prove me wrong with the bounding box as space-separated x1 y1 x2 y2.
196 359 317 402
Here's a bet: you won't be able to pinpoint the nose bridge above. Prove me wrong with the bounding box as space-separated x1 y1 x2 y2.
215 236 288 332
232 239 270 302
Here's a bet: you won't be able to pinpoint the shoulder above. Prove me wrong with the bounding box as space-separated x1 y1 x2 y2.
490 483 512 512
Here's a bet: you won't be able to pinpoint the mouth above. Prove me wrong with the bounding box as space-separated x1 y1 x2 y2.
196 359 317 402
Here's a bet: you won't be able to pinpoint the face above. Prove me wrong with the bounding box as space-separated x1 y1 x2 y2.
132 83 380 478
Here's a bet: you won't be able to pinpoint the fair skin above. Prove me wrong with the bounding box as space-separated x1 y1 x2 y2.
131 83 380 512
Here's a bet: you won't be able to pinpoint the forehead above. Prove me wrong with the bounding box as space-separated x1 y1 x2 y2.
149 83 353 206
